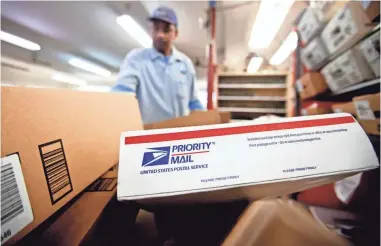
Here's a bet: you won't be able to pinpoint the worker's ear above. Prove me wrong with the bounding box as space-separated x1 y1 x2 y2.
174 27 179 39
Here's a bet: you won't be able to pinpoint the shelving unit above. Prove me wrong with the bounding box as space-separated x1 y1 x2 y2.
217 72 289 120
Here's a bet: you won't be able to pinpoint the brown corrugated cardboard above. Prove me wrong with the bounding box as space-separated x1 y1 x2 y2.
222 199 349 246
297 72 328 100
353 93 380 120
30 166 139 246
1 87 143 244
363 1 380 22
301 102 332 116
331 102 357 116
144 111 221 130
321 2 371 55
358 119 380 135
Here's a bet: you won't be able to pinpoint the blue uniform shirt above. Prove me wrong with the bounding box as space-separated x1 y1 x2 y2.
111 47 204 124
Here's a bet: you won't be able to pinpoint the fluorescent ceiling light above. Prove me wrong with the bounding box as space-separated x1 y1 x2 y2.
269 31 298 66
68 58 111 77
117 15 152 48
77 85 111 92
0 31 41 51
249 0 295 49
52 73 87 86
247 57 263 73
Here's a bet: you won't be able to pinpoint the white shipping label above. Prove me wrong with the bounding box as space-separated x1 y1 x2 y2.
354 100 376 120
1 154 33 244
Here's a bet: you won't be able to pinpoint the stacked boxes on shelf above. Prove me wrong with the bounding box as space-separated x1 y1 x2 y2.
217 72 288 120
296 1 380 137
299 2 379 93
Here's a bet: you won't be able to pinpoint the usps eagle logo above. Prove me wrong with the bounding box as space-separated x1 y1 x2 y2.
141 147 170 167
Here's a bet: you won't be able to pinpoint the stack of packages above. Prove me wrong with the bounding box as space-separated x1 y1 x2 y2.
1 86 380 245
296 1 380 136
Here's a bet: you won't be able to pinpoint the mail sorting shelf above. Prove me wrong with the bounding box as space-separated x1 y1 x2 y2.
217 72 288 120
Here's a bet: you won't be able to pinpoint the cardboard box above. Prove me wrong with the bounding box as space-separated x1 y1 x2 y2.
301 37 329 71
362 0 380 22
353 93 380 120
310 0 349 22
331 102 357 116
1 87 143 243
117 113 379 204
296 72 328 100
222 199 349 246
301 102 332 116
358 119 380 135
297 7 325 45
143 111 221 130
321 2 371 55
321 48 374 92
359 30 380 77
219 111 231 123
27 166 139 246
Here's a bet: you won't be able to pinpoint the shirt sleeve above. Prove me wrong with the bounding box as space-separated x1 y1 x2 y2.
111 51 140 93
187 60 205 111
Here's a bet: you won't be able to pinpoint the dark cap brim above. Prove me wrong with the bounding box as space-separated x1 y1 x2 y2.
148 17 177 26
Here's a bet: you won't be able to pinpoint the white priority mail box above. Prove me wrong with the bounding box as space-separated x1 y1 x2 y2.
301 36 329 71
321 48 374 92
320 2 371 55
117 113 379 204
297 7 325 44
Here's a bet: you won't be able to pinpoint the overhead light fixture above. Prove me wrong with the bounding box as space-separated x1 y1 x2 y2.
52 73 87 86
247 57 263 73
117 15 152 48
0 31 41 51
269 31 298 66
248 0 295 49
68 58 111 77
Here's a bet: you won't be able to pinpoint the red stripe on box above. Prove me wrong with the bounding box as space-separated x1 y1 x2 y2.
125 116 355 145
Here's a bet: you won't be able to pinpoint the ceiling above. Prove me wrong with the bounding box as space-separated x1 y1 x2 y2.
1 1 307 89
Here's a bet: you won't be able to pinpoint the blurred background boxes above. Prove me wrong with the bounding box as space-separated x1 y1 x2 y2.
301 37 329 71
320 2 372 55
331 102 357 116
321 48 374 92
297 72 328 100
359 30 380 77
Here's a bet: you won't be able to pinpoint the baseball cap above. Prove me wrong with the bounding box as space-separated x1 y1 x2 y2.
148 6 178 27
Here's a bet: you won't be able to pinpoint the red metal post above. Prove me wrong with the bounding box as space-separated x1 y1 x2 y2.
207 1 216 110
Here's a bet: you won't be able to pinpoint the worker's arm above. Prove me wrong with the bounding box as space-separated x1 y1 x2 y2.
111 50 140 93
188 61 204 111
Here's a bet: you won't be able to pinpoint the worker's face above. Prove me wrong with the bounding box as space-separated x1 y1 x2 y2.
151 20 178 52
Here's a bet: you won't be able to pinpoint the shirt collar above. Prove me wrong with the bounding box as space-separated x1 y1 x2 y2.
149 47 183 63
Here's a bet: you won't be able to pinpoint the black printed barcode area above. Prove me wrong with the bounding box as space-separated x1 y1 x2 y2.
87 178 117 192
1 163 24 225
39 139 73 204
